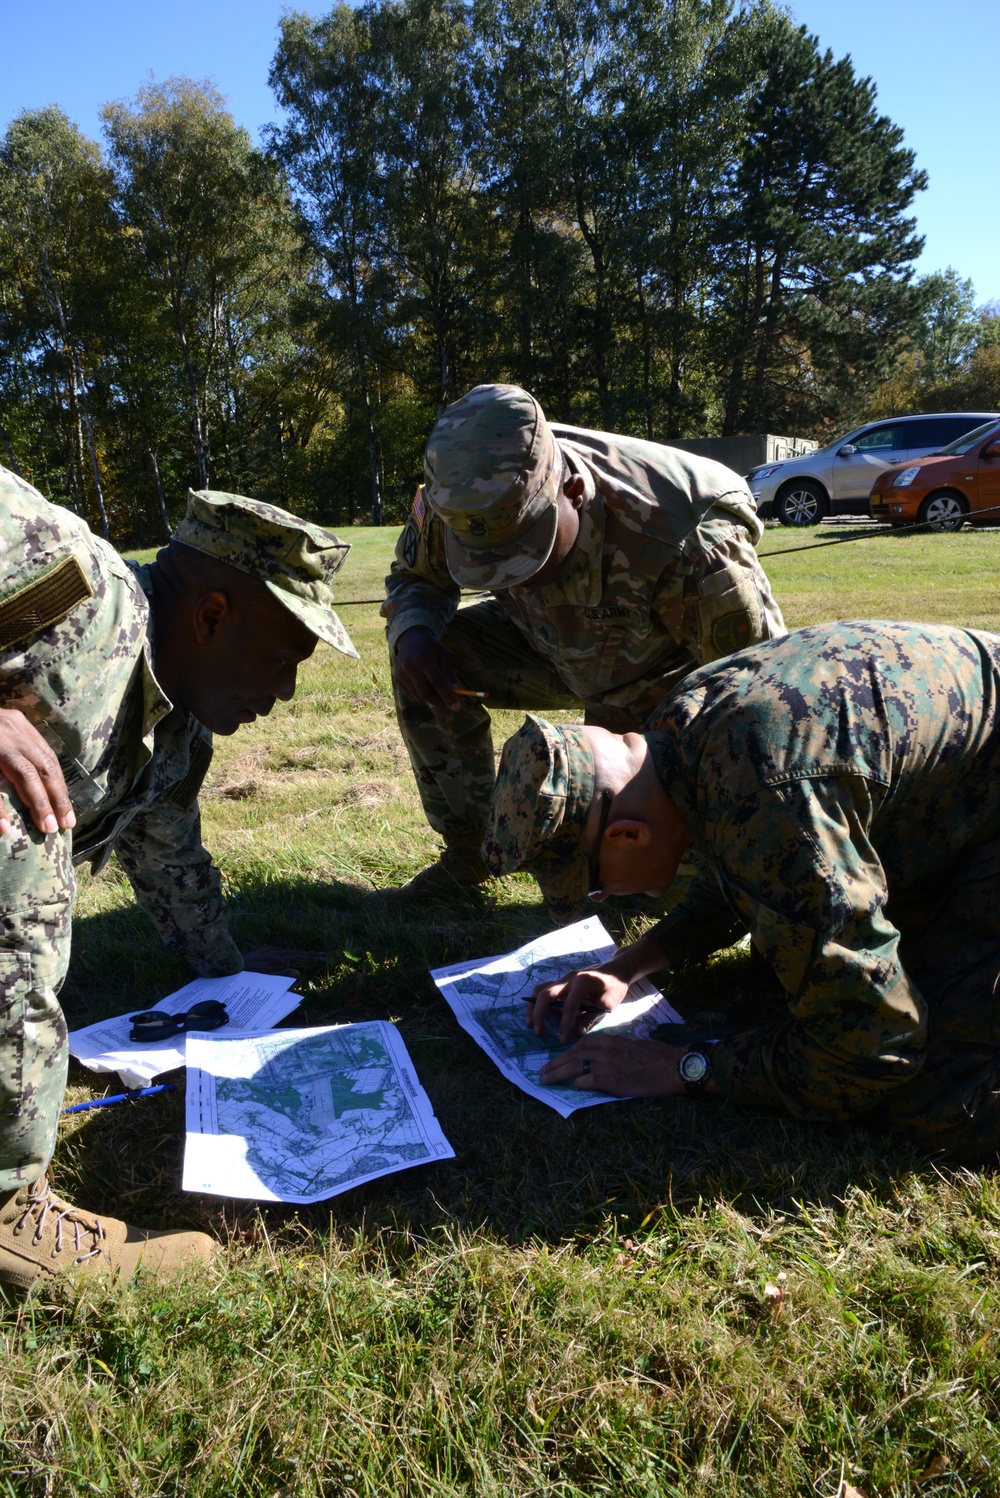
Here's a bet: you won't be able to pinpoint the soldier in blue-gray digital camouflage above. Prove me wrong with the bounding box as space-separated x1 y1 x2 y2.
483 622 1000 1162
0 473 357 1289
383 383 785 896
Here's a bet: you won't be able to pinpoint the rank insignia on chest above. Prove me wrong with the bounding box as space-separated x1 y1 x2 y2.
711 609 752 655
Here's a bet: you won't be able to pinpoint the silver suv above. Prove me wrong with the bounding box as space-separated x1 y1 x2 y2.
749 412 1000 526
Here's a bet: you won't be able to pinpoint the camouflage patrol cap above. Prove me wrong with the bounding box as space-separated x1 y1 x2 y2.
173 490 358 658
482 714 596 922
424 384 563 590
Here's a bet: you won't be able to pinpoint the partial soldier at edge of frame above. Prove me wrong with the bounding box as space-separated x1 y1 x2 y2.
0 474 357 1291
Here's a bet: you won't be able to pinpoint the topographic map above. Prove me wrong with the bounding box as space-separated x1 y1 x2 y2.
183 1023 454 1203
431 916 682 1117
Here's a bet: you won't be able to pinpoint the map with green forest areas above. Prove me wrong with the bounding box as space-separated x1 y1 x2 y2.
183 1023 454 1204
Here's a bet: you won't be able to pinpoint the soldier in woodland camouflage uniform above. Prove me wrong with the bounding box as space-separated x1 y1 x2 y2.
483 622 1000 1162
0 474 356 1288
383 383 785 894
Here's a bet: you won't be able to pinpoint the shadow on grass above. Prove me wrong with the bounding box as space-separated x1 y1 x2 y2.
58 869 931 1259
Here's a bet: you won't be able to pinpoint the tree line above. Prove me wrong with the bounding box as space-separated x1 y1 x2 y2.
0 0 995 543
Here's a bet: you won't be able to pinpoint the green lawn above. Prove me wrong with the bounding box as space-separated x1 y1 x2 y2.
4 522 1000 1496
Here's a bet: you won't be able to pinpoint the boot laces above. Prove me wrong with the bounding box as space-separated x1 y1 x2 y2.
16 1177 107 1263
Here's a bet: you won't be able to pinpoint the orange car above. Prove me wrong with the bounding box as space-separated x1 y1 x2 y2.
869 418 1000 530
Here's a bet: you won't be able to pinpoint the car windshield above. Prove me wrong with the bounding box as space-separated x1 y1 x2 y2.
934 419 1000 456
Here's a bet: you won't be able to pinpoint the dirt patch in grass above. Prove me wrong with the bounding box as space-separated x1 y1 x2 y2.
339 779 402 808
203 745 355 800
351 727 408 763
213 777 264 800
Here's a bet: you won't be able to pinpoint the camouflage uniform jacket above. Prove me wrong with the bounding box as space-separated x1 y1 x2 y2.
0 468 241 976
643 621 1000 1121
384 427 783 723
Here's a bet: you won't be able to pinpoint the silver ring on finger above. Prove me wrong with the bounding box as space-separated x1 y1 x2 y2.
581 1059 591 1075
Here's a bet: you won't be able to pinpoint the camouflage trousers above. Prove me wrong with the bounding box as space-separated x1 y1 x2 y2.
0 795 74 1194
394 601 598 845
869 833 1000 1163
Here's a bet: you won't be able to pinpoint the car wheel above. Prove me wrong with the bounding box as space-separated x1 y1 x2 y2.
776 480 827 527
918 491 968 533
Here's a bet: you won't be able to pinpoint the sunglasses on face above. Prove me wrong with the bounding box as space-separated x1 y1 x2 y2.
129 1000 230 1044
587 788 613 899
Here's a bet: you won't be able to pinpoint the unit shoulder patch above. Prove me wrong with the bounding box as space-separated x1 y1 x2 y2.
402 518 419 569
711 608 753 656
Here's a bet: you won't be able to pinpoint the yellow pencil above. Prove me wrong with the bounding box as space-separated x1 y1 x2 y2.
454 689 489 699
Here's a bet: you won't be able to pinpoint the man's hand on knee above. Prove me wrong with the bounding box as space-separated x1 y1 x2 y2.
393 627 462 711
0 708 75 837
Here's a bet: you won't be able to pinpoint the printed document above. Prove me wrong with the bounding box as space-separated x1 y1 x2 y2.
430 916 682 1117
183 1022 454 1203
68 971 301 1090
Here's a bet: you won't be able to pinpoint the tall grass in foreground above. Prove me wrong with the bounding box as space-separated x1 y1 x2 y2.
3 524 1000 1496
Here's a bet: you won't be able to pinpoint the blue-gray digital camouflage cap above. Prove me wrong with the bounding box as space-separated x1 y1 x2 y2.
424 384 563 590
482 714 596 922
173 490 359 657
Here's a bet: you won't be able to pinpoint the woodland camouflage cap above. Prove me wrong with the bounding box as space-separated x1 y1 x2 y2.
424 384 563 590
482 714 596 922
173 490 358 657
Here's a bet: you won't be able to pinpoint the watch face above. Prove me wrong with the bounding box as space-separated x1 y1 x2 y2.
679 1049 709 1085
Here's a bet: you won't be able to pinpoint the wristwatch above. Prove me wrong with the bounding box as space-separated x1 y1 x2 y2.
677 1046 712 1094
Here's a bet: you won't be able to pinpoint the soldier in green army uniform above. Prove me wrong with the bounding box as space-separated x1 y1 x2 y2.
0 473 357 1289
383 383 785 895
483 622 1000 1162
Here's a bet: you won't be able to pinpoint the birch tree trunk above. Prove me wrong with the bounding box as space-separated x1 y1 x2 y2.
144 429 172 538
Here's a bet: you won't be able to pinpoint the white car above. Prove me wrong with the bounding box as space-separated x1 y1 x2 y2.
749 412 1000 526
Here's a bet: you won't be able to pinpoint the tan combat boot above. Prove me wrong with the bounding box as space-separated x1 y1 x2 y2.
0 1176 217 1292
396 838 492 900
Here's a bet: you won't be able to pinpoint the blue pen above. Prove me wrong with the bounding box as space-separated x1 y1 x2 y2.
61 1083 177 1115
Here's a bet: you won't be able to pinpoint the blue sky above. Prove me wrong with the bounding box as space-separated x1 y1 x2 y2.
2 0 997 302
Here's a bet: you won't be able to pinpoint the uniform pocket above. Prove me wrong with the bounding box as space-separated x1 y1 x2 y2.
697 571 764 661
0 951 31 1117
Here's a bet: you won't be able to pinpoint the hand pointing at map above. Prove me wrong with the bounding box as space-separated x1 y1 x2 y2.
527 964 631 1044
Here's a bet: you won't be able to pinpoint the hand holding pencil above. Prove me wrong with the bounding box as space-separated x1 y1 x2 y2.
392 627 491 712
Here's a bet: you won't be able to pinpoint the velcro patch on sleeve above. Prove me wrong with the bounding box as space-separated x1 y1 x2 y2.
412 486 426 530
0 555 93 652
166 737 214 810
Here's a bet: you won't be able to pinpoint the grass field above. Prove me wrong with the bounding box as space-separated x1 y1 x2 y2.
4 521 1000 1497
